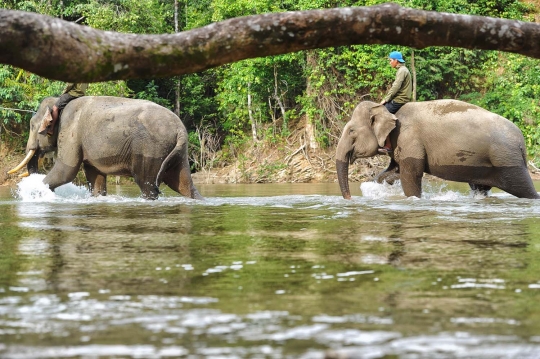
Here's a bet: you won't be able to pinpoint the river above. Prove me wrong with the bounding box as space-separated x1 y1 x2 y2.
1 174 540 358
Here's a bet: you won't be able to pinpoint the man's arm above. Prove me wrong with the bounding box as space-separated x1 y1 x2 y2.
61 83 75 94
382 67 406 103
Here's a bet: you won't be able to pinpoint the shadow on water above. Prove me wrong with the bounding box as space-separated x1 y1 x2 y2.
1 175 540 358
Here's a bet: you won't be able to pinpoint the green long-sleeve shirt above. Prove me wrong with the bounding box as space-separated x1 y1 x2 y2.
62 83 88 97
383 64 412 104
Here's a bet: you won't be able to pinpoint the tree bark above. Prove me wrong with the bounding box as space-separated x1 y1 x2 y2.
1 3 540 82
273 65 287 132
247 83 258 142
305 52 319 150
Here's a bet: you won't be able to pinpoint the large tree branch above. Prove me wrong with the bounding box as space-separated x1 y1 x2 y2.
1 3 539 82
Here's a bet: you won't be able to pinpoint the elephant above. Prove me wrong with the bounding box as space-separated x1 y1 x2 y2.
336 100 539 200
9 96 203 200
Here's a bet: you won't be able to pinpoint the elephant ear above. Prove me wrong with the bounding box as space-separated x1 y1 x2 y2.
370 105 397 147
41 106 52 128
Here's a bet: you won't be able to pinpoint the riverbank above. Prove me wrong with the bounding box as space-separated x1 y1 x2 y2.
3 138 540 187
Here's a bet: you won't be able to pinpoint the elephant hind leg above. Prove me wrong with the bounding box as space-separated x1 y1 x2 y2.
83 164 107 196
163 160 203 200
496 167 540 199
137 181 160 200
131 155 163 200
133 172 160 200
469 183 492 197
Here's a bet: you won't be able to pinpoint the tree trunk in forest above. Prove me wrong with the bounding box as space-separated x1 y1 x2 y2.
174 0 179 32
305 52 319 150
305 121 318 150
411 50 417 102
268 97 277 135
2 4 540 82
273 65 287 133
248 83 258 142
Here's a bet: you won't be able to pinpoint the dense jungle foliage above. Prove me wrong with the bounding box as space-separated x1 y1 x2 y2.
1 0 540 171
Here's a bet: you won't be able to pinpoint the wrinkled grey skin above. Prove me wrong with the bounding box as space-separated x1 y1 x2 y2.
24 96 203 200
336 100 539 199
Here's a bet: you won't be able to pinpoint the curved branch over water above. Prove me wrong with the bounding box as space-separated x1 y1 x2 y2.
1 3 539 82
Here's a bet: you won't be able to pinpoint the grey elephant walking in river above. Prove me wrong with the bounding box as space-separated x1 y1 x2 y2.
336 100 539 200
9 96 203 200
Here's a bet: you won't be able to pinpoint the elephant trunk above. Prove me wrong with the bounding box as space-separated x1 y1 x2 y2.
336 134 354 199
7 149 36 174
336 159 351 200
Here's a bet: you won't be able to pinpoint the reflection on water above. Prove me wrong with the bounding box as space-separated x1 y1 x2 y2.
1 176 540 358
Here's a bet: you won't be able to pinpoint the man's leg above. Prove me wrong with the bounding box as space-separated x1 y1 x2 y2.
379 101 405 154
384 101 404 115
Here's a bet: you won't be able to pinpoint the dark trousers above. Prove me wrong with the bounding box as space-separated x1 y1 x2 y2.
55 93 79 111
384 100 405 114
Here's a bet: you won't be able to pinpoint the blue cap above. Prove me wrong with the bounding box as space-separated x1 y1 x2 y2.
388 51 405 63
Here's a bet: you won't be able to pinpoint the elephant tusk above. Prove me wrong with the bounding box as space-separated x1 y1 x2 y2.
18 171 30 178
7 149 36 174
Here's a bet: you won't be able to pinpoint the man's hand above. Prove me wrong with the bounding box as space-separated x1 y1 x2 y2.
379 100 386 105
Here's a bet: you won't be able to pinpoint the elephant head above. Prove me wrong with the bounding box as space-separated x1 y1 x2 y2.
8 97 58 176
336 102 397 199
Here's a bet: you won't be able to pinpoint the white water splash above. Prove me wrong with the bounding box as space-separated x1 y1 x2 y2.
424 182 465 201
360 180 405 199
360 180 471 201
15 174 90 202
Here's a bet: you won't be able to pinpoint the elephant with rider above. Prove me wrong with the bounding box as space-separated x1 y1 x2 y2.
9 96 203 200
336 99 539 200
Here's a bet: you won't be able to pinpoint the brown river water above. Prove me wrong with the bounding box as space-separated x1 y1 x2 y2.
1 174 540 358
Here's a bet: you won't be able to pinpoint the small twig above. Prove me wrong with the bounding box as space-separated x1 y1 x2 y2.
528 160 540 173
285 144 306 163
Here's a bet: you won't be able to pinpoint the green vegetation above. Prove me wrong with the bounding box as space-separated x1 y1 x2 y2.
1 0 540 169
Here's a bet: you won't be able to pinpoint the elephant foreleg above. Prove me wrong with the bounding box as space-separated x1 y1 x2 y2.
83 164 107 196
399 157 425 198
43 160 81 191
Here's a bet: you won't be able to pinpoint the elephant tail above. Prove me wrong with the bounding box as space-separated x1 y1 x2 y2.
155 131 188 188
521 144 528 166
155 146 181 188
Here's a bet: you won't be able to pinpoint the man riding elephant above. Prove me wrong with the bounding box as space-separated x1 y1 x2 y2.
378 51 412 154
38 83 88 136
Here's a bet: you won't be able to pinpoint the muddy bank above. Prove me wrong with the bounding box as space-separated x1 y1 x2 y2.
190 143 389 185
